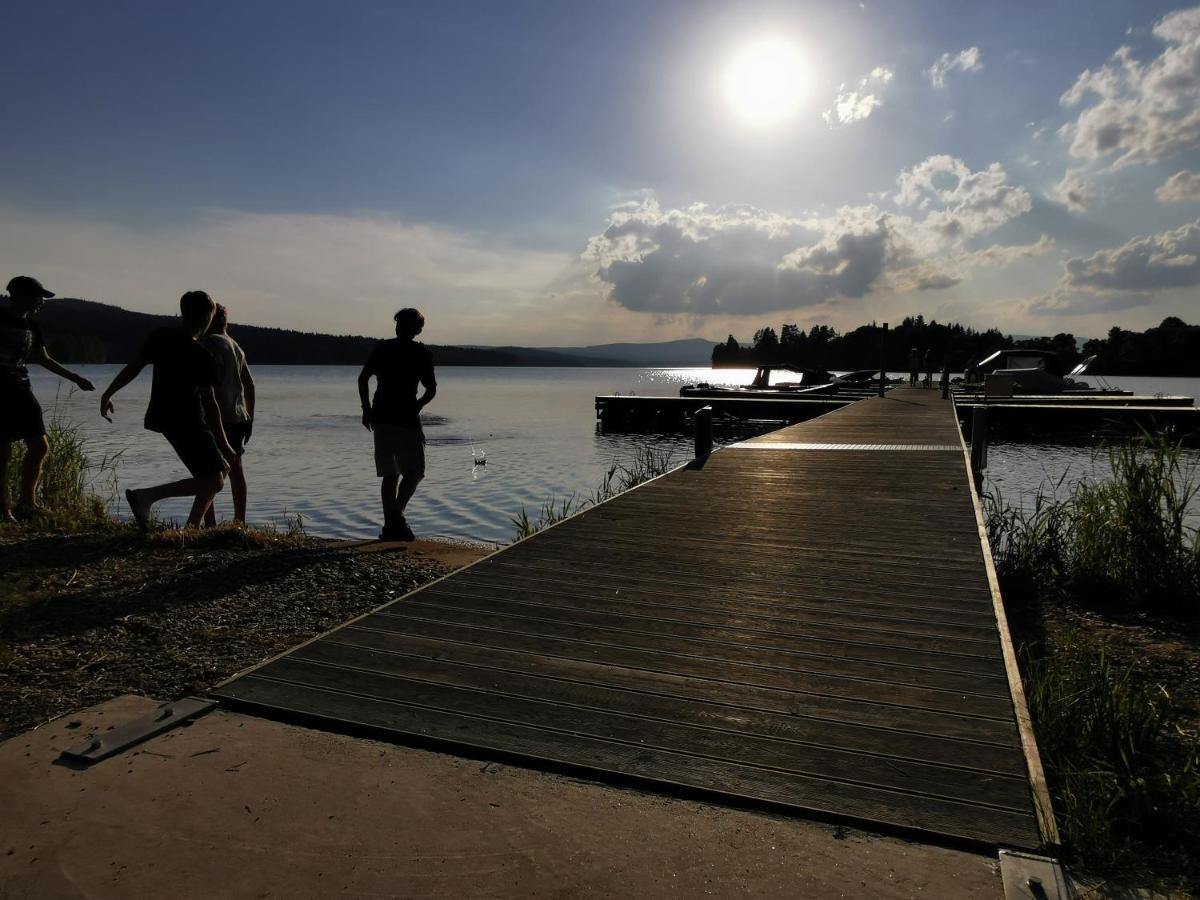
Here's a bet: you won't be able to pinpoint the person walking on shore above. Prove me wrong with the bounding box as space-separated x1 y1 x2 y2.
358 308 436 541
100 290 236 528
201 304 255 525
1 276 95 521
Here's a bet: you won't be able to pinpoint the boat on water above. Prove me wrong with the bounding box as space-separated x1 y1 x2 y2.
680 365 891 400
958 349 1131 396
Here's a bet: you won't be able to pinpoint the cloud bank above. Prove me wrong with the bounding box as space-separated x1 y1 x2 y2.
584 157 1037 316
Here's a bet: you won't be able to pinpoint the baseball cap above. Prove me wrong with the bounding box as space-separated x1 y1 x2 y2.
6 275 55 298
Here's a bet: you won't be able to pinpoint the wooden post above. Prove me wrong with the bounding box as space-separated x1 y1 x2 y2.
694 406 713 459
878 322 888 397
970 406 988 481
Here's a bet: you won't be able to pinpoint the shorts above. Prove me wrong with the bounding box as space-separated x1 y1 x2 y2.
225 421 251 457
163 426 227 479
373 423 425 477
0 382 45 441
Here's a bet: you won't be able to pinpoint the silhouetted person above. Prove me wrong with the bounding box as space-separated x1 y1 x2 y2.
201 304 255 525
100 291 235 528
908 347 921 387
923 348 935 388
358 308 436 541
1 276 95 521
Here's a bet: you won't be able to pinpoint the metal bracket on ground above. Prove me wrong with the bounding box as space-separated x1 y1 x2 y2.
999 849 1071 900
59 697 218 765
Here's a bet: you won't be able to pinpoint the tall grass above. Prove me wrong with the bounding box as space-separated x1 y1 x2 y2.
1024 632 1200 884
2 419 115 528
985 432 1200 616
511 445 676 540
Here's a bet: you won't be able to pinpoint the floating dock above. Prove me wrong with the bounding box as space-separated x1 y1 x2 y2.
213 387 1055 852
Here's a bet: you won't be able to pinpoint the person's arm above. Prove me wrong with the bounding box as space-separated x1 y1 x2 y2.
99 361 148 421
203 386 236 464
240 364 256 441
417 351 437 410
357 360 374 431
33 346 94 391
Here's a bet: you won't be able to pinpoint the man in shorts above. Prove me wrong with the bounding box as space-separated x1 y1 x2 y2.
201 303 255 524
1 275 95 521
100 291 236 528
358 307 436 541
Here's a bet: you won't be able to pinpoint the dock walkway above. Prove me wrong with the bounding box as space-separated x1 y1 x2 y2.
213 387 1052 851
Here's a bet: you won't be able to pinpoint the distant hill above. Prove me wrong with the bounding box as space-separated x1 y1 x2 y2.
29 298 628 367
544 338 718 367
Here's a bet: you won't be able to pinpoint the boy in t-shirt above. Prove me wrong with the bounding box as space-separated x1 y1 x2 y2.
100 291 236 528
358 307 437 541
201 303 255 524
1 275 95 521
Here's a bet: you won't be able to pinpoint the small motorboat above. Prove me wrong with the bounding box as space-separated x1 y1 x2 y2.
680 365 839 400
960 350 1131 396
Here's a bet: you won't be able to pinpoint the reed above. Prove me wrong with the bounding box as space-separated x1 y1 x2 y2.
2 418 115 529
985 431 1200 616
1024 632 1200 885
511 444 676 540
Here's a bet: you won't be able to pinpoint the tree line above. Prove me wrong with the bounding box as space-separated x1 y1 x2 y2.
712 315 1200 375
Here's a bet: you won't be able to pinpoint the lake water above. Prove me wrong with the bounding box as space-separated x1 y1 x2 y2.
28 366 1200 544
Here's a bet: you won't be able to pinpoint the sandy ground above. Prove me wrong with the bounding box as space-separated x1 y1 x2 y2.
336 536 494 572
0 695 1003 900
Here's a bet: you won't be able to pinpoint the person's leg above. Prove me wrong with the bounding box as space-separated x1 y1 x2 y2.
229 456 247 522
203 500 218 527
186 474 225 527
395 471 423 513
380 474 400 518
18 433 49 511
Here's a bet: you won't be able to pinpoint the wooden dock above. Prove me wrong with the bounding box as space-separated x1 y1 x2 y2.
213 387 1054 852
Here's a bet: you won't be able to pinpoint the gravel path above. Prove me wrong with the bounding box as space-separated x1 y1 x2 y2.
0 529 448 741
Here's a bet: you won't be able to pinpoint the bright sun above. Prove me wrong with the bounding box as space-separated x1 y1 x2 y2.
721 37 811 128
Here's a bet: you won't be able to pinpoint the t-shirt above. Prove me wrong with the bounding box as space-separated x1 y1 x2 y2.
0 305 43 389
139 327 219 433
201 333 250 424
362 339 436 428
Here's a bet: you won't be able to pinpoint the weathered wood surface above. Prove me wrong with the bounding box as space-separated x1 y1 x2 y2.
214 387 1045 850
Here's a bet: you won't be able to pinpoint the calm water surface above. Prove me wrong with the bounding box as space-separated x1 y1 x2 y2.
30 367 1200 543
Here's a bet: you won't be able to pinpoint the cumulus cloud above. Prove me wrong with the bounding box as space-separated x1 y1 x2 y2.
822 67 894 127
1156 169 1200 202
1051 169 1093 212
1028 219 1200 314
1060 7 1200 168
927 47 983 88
584 156 1036 316
894 155 1032 244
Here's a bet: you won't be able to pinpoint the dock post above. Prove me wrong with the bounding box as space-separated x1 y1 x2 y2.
694 406 713 458
941 366 950 400
878 322 888 397
970 406 988 480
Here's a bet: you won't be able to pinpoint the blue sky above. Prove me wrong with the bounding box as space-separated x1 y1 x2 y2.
3 1 1199 344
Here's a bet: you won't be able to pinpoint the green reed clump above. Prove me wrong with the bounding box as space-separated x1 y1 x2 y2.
511 445 677 541
1024 632 1200 885
986 432 1200 616
2 419 115 529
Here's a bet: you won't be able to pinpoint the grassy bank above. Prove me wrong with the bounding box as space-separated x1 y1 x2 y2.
985 433 1200 890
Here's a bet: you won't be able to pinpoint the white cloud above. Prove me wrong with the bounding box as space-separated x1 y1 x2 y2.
1060 7 1200 168
927 47 983 88
1051 169 1093 212
0 207 570 343
1029 218 1200 313
1156 169 1200 202
584 156 1036 316
822 67 894 127
894 155 1032 244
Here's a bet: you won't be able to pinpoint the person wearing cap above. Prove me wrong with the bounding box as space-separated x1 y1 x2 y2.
1 276 95 522
100 290 236 529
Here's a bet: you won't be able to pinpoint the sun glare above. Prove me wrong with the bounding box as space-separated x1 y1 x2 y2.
721 37 811 128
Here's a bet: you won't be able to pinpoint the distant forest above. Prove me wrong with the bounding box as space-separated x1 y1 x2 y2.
712 315 1200 376
32 299 624 367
